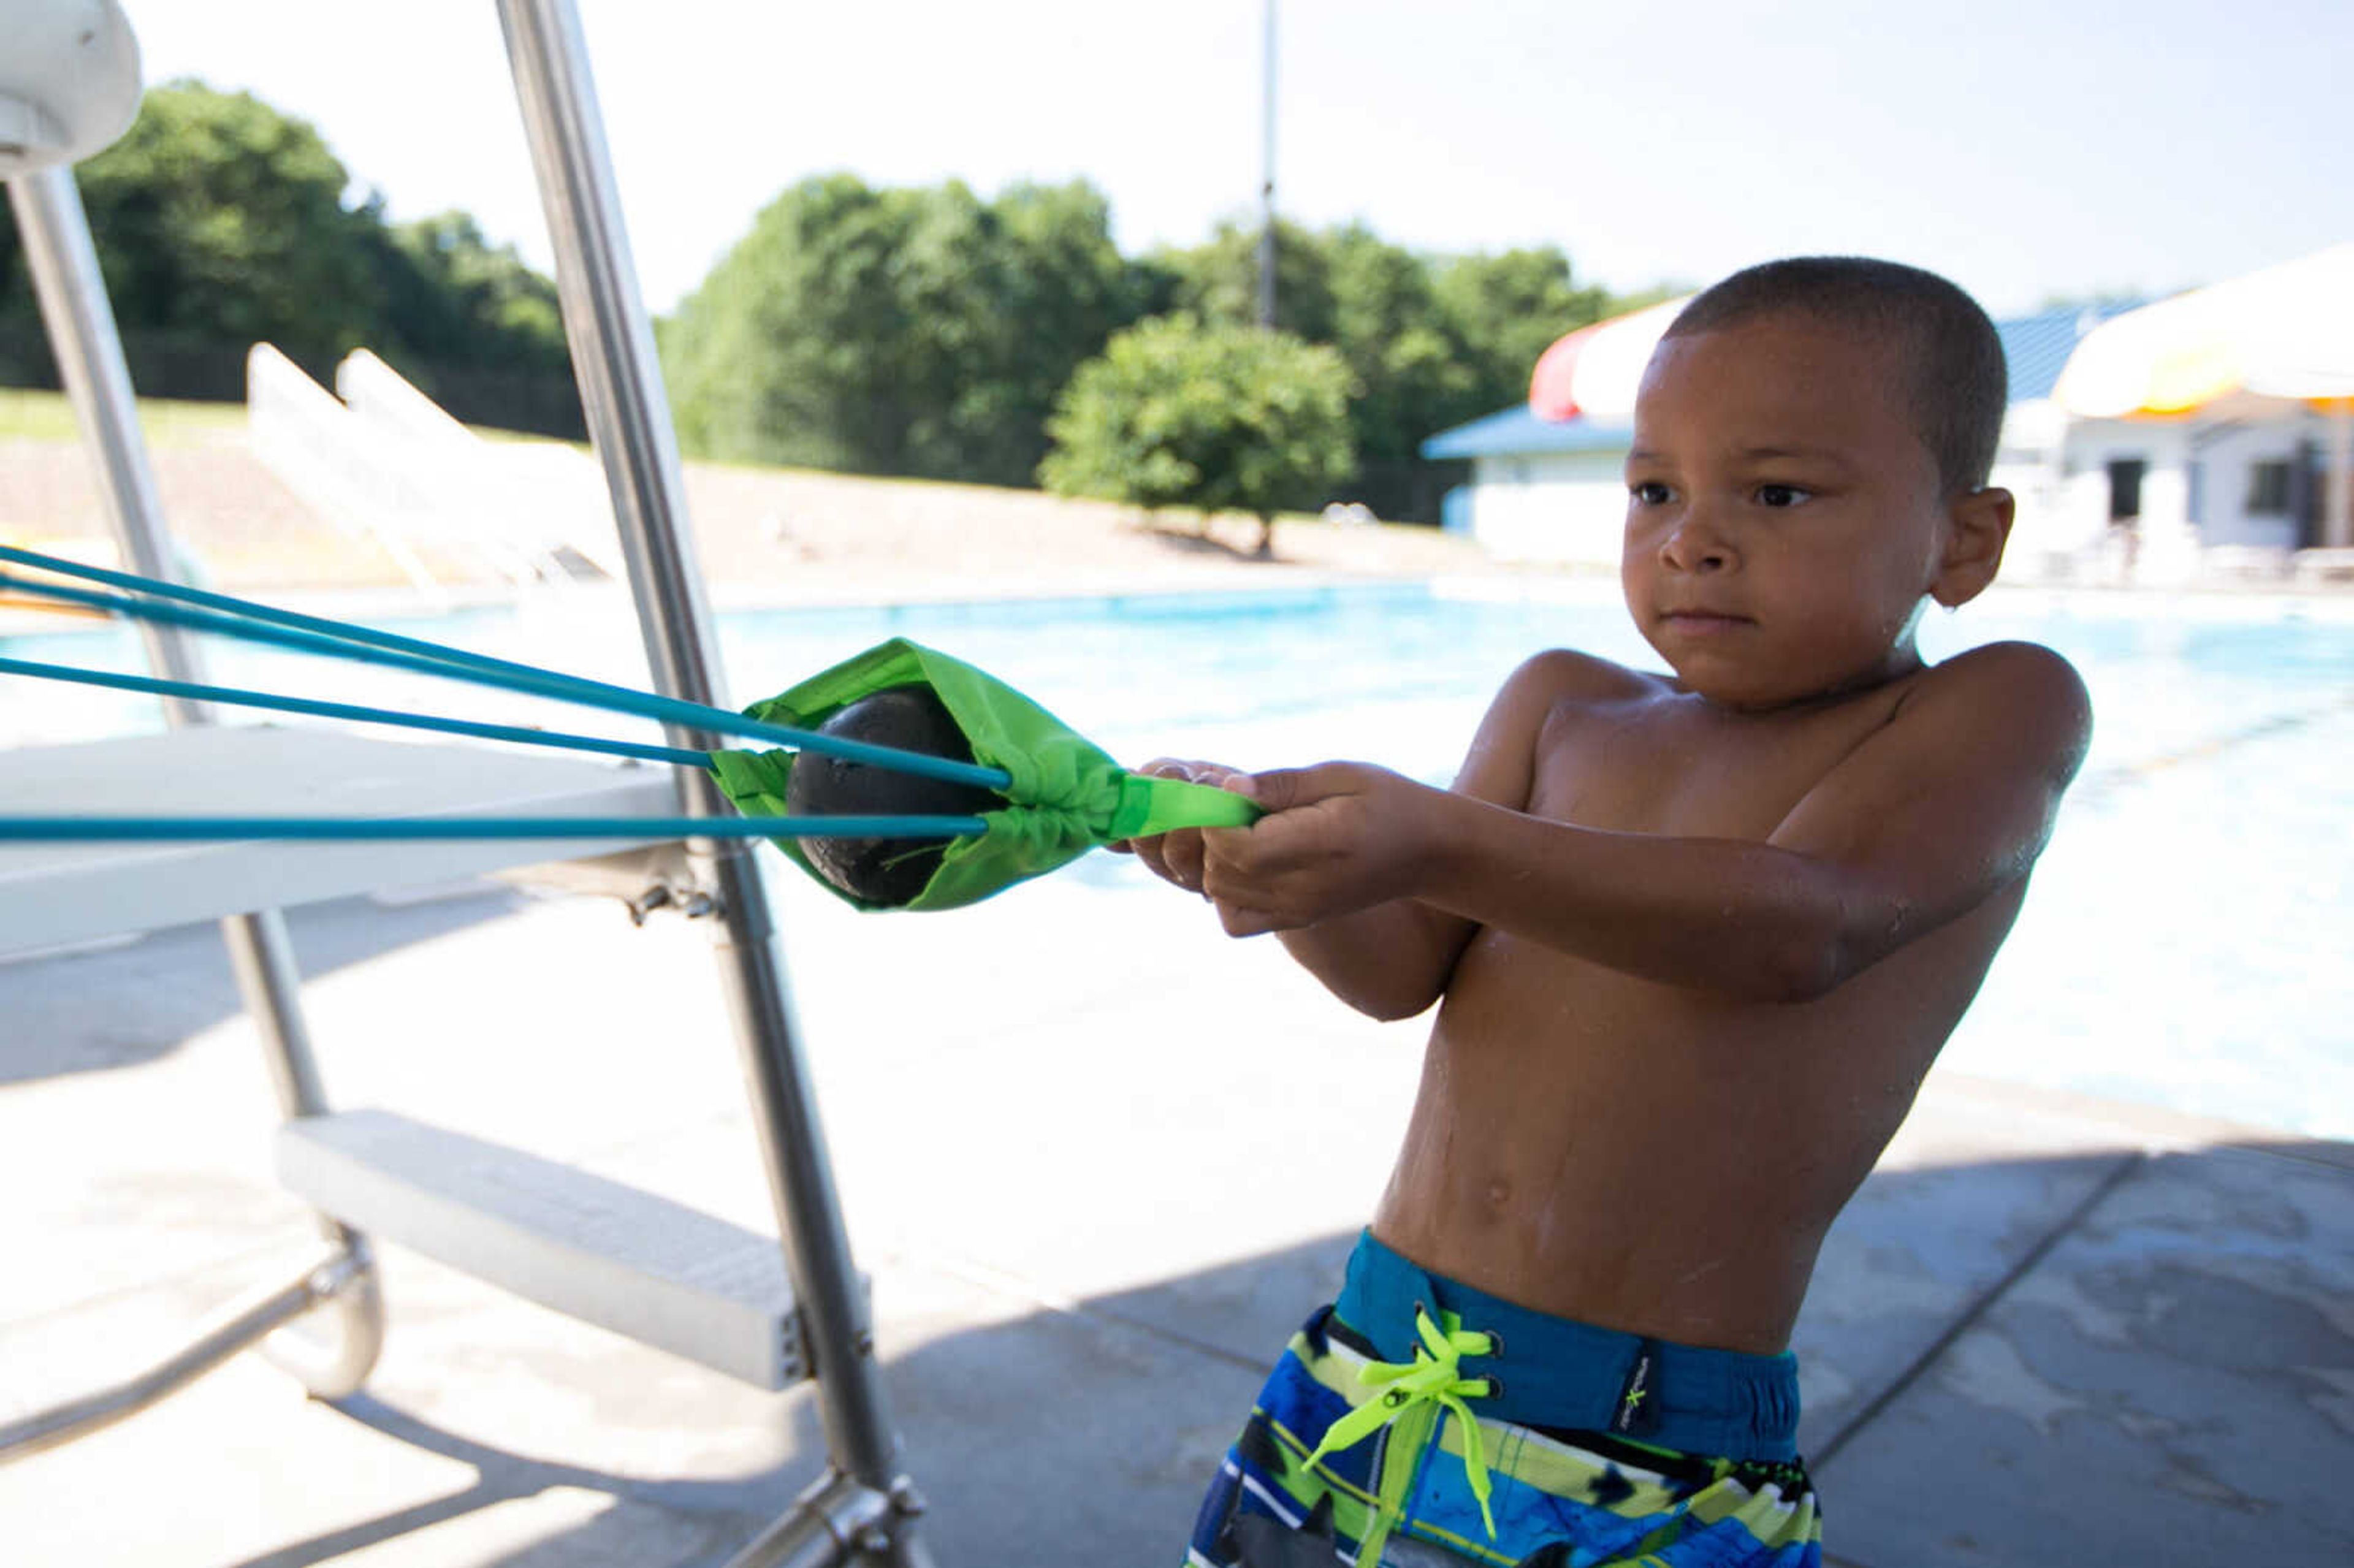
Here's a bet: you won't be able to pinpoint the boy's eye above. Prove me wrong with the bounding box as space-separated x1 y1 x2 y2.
1629 481 1673 506
1754 484 1811 508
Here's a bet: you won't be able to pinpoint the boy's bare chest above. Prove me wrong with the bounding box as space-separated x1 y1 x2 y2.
1529 687 1908 838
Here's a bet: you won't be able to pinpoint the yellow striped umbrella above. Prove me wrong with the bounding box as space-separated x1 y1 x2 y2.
2055 245 2354 550
2053 244 2354 417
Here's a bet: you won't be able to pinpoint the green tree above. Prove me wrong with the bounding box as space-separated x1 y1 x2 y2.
1159 216 1337 343
1322 223 1480 468
964 181 1148 482
661 173 1140 485
373 211 568 373
1433 246 1617 416
660 173 907 473
1156 225 1648 517
1038 313 1357 557
361 210 581 435
0 80 581 431
62 80 387 369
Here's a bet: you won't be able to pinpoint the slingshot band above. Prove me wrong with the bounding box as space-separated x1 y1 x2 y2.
1 541 704 728
0 561 1010 790
0 655 713 768
1 547 1264 908
0 815 986 843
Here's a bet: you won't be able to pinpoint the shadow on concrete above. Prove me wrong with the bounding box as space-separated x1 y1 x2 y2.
0 888 524 1086
231 1238 1316 1568
225 1393 779 1568
211 1134 2354 1566
1143 522 1279 563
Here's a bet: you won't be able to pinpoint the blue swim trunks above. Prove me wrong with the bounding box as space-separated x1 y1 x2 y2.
1184 1231 1823 1567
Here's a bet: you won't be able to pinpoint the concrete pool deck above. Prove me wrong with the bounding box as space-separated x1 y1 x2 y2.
1 860 2350 1566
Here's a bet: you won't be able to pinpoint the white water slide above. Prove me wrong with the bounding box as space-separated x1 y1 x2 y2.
247 342 626 594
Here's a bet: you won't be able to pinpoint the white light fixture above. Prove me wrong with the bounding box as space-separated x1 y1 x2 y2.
0 0 142 177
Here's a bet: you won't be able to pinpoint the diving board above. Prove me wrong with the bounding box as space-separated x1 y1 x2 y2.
0 725 683 955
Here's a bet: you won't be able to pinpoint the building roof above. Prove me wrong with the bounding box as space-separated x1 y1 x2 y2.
1420 301 2152 462
1999 302 2144 402
1420 405 1634 460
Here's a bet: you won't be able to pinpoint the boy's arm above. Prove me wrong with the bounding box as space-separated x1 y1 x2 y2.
1204 642 2092 1002
1123 768 1474 1022
1261 651 1603 1019
1126 652 1604 1019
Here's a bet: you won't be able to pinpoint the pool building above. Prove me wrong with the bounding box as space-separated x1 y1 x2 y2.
1425 245 2354 586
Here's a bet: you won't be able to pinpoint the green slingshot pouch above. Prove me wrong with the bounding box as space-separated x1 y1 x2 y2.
706 638 1259 911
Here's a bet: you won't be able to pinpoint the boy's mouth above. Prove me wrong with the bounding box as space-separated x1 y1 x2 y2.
1658 607 1753 634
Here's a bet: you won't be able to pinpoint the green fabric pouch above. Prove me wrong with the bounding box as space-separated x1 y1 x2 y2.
706 637 1259 911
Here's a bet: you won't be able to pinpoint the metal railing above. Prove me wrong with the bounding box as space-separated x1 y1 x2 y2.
2 6 932 1561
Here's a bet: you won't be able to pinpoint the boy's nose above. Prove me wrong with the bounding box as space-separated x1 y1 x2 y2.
1659 519 1734 574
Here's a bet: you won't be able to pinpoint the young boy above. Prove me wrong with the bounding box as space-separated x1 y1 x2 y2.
1129 257 2093 1567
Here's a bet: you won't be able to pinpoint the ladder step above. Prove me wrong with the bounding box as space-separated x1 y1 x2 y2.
276 1109 802 1390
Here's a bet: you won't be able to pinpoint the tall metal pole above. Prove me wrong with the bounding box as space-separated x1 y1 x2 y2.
492 7 924 1564
7 168 343 1138
7 165 382 1398
2326 402 2353 551
1256 0 1278 329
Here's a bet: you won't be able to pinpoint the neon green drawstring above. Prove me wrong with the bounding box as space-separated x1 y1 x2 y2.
1298 1306 1498 1564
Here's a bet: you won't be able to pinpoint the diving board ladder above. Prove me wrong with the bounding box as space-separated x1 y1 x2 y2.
0 6 934 1566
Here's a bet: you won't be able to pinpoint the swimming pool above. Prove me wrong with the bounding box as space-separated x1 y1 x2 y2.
5 578 2350 1139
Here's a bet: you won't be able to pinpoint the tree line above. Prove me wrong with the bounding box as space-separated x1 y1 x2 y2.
1 82 1660 523
0 81 581 435
661 177 1647 522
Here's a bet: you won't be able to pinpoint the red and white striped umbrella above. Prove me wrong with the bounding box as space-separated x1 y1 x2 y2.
1528 296 1693 421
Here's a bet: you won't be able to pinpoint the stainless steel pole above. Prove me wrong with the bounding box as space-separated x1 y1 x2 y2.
2326 403 2353 551
493 9 926 1564
7 167 331 1110
0 1247 364 1462
7 166 383 1397
1256 0 1279 330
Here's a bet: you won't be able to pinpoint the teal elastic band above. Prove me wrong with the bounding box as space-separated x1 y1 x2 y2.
0 655 712 769
1 540 680 721
0 564 1011 791
0 815 988 843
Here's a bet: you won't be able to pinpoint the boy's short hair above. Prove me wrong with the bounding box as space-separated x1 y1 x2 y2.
1665 257 2008 495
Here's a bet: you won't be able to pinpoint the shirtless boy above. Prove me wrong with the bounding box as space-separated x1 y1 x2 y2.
1130 257 2093 1567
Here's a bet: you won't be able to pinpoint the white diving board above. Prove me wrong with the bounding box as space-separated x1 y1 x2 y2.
0 725 685 956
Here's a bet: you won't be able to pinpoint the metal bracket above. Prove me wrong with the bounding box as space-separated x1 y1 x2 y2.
717 1466 931 1568
624 880 718 926
489 839 718 924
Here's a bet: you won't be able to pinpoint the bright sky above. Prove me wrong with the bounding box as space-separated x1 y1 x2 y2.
123 0 2352 324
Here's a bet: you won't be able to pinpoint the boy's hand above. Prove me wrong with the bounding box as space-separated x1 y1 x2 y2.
1201 762 1436 937
1118 757 1251 896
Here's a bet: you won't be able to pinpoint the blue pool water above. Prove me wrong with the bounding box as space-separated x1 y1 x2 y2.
5 579 2350 1139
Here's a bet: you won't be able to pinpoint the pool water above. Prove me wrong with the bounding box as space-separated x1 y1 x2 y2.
5 579 2350 1139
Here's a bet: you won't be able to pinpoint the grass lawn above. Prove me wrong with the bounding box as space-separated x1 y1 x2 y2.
0 387 249 449
1 384 593 454
0 382 1487 596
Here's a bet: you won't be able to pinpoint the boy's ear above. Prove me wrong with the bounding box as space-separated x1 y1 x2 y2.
1930 486 2014 608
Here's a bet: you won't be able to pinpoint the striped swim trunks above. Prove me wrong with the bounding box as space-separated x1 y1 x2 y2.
1184 1231 1823 1567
